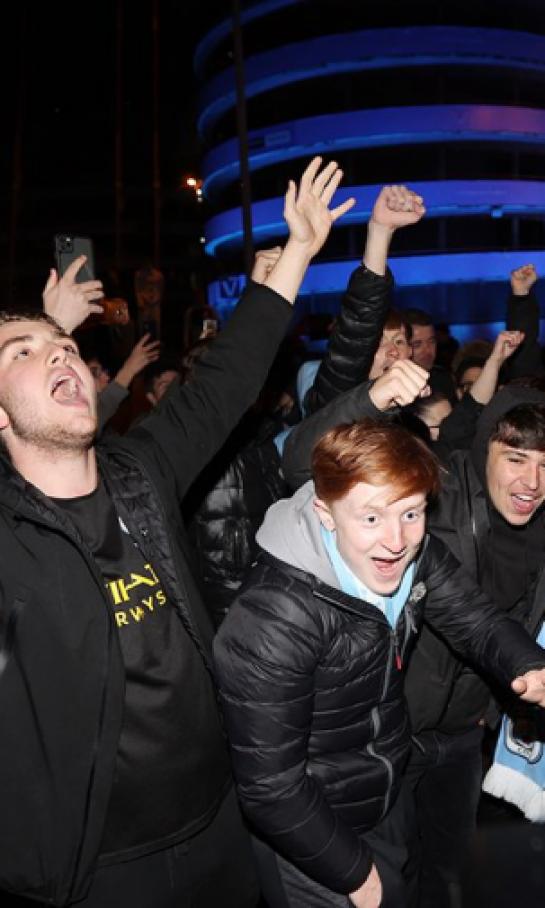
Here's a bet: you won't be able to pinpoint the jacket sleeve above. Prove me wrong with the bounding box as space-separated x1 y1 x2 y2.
126 281 293 498
304 266 393 415
433 393 484 461
421 536 545 685
213 578 373 895
97 381 129 434
283 381 387 490
505 288 544 379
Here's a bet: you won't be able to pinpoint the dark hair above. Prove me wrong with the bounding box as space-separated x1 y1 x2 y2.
312 419 441 504
142 354 181 393
454 355 487 387
403 308 433 328
383 308 412 342
490 404 545 452
411 390 451 420
0 309 67 335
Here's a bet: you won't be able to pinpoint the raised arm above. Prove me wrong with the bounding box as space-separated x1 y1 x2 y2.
113 334 161 389
129 158 355 498
305 185 425 415
43 256 104 333
95 335 161 434
283 360 430 490
469 330 524 404
505 264 543 379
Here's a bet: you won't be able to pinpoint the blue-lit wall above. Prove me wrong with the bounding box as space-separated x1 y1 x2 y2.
194 4 545 330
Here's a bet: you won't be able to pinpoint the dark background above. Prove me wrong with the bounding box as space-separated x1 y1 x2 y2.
3 0 227 335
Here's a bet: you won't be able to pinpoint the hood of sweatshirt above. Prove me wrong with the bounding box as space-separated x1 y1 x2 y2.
256 479 339 588
469 385 545 613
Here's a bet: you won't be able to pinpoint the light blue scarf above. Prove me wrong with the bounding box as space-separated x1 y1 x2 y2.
482 621 545 822
320 525 414 628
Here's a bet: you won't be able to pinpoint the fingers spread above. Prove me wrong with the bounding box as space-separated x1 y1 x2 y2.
330 196 356 222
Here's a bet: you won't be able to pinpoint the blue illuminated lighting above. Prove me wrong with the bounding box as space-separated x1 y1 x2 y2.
208 250 545 318
193 0 302 77
203 105 545 197
204 180 545 255
197 27 545 136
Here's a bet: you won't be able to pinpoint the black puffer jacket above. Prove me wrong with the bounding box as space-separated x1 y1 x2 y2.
213 482 545 896
304 264 393 414
185 430 288 626
405 385 545 733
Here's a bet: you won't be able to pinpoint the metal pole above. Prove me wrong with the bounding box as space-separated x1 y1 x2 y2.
8 5 28 305
152 0 161 265
231 0 254 279
114 0 124 273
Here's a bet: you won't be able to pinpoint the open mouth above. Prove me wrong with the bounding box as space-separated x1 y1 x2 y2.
510 493 540 516
50 372 87 407
372 554 406 576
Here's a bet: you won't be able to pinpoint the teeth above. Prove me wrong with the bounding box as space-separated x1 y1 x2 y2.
52 375 78 399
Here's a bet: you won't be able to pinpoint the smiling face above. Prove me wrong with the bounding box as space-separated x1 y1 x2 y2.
0 319 97 458
314 482 427 595
485 441 545 525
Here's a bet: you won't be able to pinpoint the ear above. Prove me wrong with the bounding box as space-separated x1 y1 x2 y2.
313 497 336 532
145 391 157 407
0 404 10 432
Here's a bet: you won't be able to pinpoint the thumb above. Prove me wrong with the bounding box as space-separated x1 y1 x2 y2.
511 677 527 694
44 268 58 293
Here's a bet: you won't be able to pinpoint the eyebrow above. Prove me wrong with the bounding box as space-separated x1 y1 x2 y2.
501 447 530 457
0 334 34 358
0 331 76 359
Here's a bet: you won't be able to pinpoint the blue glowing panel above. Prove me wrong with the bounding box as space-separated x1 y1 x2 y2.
208 250 545 318
193 0 302 77
204 180 545 255
203 105 545 197
197 27 545 136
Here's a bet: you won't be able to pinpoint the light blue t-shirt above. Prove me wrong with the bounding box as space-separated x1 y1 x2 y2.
320 525 414 629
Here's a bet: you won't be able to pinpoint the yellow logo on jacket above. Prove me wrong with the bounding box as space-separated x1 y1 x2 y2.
105 563 167 628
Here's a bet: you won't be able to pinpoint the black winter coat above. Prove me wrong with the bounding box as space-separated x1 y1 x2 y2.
214 534 545 896
0 282 292 906
186 432 288 626
406 386 545 733
304 264 393 414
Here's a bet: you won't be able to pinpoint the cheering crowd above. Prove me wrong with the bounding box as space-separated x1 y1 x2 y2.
1 158 545 907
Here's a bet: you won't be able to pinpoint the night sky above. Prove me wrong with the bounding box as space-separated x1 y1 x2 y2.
3 0 227 309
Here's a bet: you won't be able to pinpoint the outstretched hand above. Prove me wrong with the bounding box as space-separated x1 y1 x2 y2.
284 157 355 259
369 360 430 411
512 668 545 707
43 256 104 333
370 185 426 232
115 334 161 389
